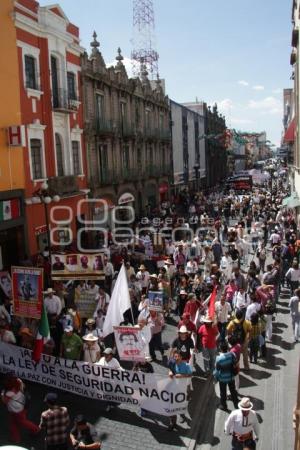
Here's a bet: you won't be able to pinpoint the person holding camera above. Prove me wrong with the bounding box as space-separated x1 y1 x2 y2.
70 414 101 449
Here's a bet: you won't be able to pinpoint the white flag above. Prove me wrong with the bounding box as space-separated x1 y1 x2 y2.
102 264 131 336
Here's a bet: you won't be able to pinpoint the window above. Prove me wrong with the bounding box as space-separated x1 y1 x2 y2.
30 139 43 179
25 55 37 89
122 145 130 170
99 144 108 182
72 141 81 175
55 133 64 176
67 72 76 100
96 94 104 122
120 102 126 121
51 56 59 108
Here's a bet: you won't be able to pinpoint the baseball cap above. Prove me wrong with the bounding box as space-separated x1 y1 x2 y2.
44 392 58 405
64 325 73 333
103 347 113 355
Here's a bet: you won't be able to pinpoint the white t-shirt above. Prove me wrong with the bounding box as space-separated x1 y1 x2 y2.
96 356 124 370
245 302 261 321
5 390 25 413
83 342 101 363
44 295 62 316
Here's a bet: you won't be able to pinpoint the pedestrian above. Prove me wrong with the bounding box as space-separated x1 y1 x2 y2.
224 397 259 450
96 347 124 369
215 293 232 343
148 309 165 361
1 373 39 444
60 325 83 360
168 350 192 430
70 414 101 449
227 310 252 371
214 341 239 411
39 392 70 450
248 313 261 364
82 333 101 363
170 325 195 363
198 315 219 376
289 288 300 343
134 355 154 417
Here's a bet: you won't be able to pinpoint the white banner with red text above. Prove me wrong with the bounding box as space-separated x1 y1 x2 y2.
0 343 189 416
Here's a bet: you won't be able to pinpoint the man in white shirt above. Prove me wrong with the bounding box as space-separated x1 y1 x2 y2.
232 287 250 314
269 229 281 246
245 298 261 321
96 348 124 370
224 397 259 449
136 265 150 294
103 256 114 292
43 288 62 317
215 294 232 342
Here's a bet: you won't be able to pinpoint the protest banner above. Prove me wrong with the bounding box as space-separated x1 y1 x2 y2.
114 326 148 362
75 290 97 319
51 253 105 280
11 266 43 319
148 291 164 311
0 271 12 299
0 342 189 416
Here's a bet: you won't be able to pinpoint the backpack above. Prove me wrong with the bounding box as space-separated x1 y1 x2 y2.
232 320 246 344
264 299 276 315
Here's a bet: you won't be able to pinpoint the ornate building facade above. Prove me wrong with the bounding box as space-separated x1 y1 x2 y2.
81 33 172 225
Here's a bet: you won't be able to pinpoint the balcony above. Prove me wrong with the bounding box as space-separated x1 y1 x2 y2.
95 118 118 136
48 175 78 195
159 128 172 141
52 89 79 113
145 127 159 141
121 121 136 139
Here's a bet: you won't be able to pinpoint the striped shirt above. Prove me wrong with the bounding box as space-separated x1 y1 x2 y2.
40 406 70 445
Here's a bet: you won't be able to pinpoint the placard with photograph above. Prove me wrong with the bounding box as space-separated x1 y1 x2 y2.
11 266 43 319
148 291 164 311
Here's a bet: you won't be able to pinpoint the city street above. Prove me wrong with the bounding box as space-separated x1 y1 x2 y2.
0 283 297 450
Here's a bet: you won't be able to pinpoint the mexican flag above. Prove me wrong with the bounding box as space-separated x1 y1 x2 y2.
0 199 20 221
32 302 50 362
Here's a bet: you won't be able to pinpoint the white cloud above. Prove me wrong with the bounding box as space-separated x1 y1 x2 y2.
238 80 249 86
208 98 234 117
231 118 254 125
248 96 282 113
107 56 134 77
252 85 264 91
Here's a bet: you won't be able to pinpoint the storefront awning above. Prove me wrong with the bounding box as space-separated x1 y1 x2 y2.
283 118 295 143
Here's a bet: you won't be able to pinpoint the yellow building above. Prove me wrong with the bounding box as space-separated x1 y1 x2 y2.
0 0 26 268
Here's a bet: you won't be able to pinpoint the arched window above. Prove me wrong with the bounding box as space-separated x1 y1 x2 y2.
55 133 64 176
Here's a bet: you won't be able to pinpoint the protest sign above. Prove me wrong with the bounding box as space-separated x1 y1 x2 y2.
51 253 105 280
148 291 164 311
75 290 97 319
0 342 189 416
0 271 12 299
11 267 43 319
114 326 148 362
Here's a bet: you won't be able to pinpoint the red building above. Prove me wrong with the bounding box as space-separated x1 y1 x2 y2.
13 0 89 256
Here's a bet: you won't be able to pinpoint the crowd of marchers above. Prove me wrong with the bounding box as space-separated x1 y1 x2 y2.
0 162 300 449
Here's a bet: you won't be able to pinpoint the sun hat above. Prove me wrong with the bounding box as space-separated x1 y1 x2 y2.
238 397 253 410
179 325 188 333
103 347 113 355
139 264 146 270
86 318 96 325
145 356 152 362
82 333 98 342
64 325 73 333
43 287 55 294
179 289 187 295
150 273 158 278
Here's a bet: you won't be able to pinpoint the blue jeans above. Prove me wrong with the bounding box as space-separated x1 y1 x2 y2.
202 347 217 372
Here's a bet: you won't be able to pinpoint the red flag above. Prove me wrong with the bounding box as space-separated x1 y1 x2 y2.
208 287 217 319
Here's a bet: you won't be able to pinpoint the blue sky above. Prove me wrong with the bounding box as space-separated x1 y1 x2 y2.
41 0 293 146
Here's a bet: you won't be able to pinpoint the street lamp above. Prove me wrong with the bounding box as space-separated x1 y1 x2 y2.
32 181 60 265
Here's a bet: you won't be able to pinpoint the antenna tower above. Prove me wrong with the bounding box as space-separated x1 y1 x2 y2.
131 0 159 79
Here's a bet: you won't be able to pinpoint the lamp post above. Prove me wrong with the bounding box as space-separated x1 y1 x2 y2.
32 181 60 264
